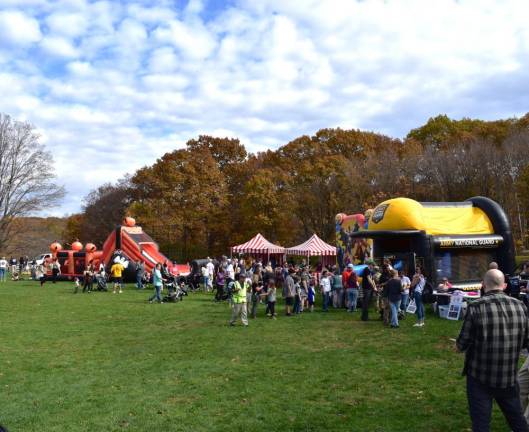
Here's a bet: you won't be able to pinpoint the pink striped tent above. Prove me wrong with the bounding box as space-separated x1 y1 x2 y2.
286 234 336 267
231 233 285 255
286 234 336 257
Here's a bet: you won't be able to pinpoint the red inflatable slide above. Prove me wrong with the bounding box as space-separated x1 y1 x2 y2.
49 218 190 281
101 223 190 278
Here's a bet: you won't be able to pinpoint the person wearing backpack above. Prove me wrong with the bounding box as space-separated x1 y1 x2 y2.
343 263 359 312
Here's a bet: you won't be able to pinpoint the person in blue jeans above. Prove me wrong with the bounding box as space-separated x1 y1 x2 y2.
344 263 359 312
411 267 426 327
386 270 403 328
348 286 359 312
135 260 145 289
399 270 410 314
148 263 163 303
0 256 7 282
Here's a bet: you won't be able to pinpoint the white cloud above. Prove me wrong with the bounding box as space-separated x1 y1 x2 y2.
116 18 147 48
148 47 180 72
46 12 88 38
153 19 217 60
0 10 41 46
1 0 529 215
40 36 78 58
67 61 94 76
184 0 204 16
127 4 176 24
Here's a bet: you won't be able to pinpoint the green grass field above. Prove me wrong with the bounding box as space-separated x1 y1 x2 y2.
0 279 511 431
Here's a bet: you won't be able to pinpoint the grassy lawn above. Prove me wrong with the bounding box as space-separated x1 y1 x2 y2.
0 280 510 431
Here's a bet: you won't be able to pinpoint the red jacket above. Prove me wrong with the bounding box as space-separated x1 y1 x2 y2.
342 269 352 287
342 269 358 288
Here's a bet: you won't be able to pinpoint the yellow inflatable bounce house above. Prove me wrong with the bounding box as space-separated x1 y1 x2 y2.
343 196 515 291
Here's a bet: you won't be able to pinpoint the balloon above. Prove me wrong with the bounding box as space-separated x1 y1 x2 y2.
85 243 96 252
50 242 62 253
71 241 83 251
124 217 136 227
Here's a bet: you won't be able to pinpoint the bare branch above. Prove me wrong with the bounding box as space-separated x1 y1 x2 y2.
0 113 65 251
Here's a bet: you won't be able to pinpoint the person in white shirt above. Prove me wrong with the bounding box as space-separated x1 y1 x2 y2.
0 257 7 282
206 258 215 290
201 265 209 292
320 270 332 312
35 264 45 284
226 260 235 281
399 270 411 313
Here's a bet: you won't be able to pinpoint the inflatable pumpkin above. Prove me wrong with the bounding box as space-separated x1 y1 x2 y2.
124 216 136 227
71 241 83 251
50 242 62 253
85 243 96 252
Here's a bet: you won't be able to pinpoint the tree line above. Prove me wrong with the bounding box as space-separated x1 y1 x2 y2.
63 113 529 262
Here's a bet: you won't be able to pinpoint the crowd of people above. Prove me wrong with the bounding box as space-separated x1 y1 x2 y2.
5 249 529 430
198 256 427 328
0 255 32 281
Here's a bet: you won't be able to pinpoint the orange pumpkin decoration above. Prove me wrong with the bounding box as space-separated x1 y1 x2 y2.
124 216 136 227
71 241 83 251
85 243 96 252
50 242 62 253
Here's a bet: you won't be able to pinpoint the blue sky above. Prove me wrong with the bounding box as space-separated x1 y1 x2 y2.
1 0 529 215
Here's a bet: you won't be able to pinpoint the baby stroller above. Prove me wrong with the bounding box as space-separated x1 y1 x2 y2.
95 274 108 292
163 276 185 302
174 276 189 296
142 272 151 289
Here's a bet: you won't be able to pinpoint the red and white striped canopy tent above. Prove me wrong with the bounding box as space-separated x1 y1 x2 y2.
286 234 336 258
231 233 285 255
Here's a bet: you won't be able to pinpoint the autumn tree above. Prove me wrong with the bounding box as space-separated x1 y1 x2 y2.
129 145 229 260
238 169 297 245
81 179 131 246
7 216 67 257
62 213 85 244
407 114 517 150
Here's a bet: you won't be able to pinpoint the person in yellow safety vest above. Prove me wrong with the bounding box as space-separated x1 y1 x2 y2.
230 273 250 326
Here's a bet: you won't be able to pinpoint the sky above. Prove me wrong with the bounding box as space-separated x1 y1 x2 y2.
1 0 529 216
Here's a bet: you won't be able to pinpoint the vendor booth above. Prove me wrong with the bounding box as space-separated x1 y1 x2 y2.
286 234 336 267
343 196 515 292
231 233 285 266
